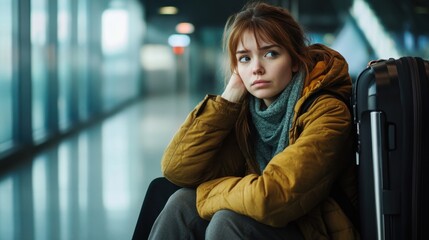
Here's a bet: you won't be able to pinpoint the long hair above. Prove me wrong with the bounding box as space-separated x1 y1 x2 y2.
222 2 312 173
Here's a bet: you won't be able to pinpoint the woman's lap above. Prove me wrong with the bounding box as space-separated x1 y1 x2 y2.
148 188 303 240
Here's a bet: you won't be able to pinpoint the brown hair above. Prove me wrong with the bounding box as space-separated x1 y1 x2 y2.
222 2 312 173
223 1 311 76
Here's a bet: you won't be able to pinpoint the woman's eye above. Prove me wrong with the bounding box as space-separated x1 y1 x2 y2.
265 51 279 58
238 56 250 63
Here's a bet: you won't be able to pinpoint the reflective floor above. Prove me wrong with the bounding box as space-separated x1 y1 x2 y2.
0 93 201 240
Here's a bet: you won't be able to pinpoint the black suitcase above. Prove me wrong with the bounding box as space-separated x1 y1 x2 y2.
353 57 429 239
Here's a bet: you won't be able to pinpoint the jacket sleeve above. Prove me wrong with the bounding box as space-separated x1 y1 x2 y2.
162 95 246 187
196 97 353 227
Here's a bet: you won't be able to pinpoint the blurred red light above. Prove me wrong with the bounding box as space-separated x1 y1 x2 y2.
172 46 185 55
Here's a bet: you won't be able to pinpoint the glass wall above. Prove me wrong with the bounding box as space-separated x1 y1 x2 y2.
0 0 144 163
101 0 143 110
31 0 50 141
58 0 73 130
77 0 89 120
0 0 14 148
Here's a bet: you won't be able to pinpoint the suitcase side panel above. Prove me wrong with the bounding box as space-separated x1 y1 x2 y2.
353 67 379 239
378 58 411 240
409 58 429 239
354 57 429 240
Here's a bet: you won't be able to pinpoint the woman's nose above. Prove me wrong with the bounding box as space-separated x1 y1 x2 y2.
252 60 265 75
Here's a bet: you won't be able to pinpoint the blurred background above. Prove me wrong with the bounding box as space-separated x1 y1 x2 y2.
0 0 428 239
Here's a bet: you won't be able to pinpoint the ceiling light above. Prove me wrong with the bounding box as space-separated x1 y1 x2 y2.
159 6 178 15
168 34 190 47
176 22 195 34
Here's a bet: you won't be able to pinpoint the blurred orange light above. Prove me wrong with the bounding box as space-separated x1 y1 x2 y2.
176 22 195 34
172 46 185 55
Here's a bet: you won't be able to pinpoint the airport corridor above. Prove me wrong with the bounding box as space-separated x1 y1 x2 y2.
0 93 202 240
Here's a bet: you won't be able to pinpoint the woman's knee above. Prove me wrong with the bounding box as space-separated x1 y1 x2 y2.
210 210 241 224
166 188 195 204
150 188 205 239
206 210 304 240
161 188 196 214
206 210 246 238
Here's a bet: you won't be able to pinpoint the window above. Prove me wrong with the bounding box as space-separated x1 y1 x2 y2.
102 7 131 109
77 0 89 120
101 1 142 110
58 0 73 130
31 0 49 140
0 0 14 148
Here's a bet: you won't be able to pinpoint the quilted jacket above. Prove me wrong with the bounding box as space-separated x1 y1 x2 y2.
161 44 359 239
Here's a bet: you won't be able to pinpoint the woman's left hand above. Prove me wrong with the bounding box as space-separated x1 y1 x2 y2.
221 72 247 103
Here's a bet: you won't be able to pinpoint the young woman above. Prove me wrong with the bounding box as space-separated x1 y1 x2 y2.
148 2 358 239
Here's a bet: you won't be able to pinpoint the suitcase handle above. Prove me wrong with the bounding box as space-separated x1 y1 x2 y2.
370 111 385 240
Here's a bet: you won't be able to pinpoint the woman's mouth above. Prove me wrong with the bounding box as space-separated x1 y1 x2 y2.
251 80 270 86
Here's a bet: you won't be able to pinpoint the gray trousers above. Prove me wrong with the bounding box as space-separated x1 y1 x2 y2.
148 188 304 240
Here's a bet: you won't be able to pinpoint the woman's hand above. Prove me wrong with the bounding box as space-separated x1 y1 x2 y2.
221 72 247 103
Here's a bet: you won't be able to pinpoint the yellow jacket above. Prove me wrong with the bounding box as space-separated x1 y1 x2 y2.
162 44 359 239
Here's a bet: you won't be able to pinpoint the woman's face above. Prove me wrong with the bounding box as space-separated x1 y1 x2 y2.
236 30 297 107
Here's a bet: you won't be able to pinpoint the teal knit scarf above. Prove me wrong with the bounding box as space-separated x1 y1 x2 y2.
249 71 305 171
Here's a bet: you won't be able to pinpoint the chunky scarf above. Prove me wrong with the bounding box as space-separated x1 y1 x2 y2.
249 71 305 171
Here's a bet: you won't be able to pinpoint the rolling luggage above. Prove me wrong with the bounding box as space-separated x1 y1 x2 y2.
353 57 429 239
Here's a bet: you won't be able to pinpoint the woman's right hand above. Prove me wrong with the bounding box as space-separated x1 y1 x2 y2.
221 72 247 103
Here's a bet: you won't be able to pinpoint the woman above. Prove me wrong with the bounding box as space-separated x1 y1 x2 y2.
149 2 358 239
